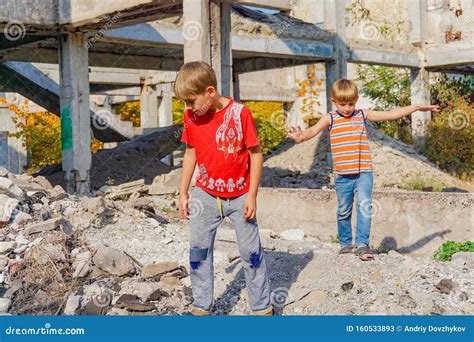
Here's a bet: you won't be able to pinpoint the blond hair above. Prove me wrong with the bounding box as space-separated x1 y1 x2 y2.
174 61 217 100
331 79 358 102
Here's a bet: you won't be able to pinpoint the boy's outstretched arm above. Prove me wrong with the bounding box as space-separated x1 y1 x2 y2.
364 105 440 122
178 145 197 219
244 144 263 220
288 114 331 143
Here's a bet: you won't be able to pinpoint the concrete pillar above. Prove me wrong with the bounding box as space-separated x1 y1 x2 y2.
410 67 431 147
0 93 28 174
183 0 211 63
210 0 233 96
58 33 92 194
324 0 348 112
232 71 240 102
158 82 174 166
158 83 173 127
183 0 231 97
140 77 158 128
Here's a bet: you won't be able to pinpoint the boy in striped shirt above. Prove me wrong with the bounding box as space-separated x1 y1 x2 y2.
289 79 439 261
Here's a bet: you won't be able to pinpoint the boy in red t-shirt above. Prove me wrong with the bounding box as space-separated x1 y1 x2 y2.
175 61 272 316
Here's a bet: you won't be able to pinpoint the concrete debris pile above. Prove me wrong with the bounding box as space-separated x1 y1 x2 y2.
0 167 191 316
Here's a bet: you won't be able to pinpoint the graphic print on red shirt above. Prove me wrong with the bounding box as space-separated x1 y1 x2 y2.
181 98 259 198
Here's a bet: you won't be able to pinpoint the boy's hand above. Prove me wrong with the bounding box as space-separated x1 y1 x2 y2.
178 193 190 219
244 194 257 220
416 104 441 112
288 126 305 143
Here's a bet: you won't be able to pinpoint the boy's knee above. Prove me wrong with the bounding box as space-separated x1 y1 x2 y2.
189 247 209 270
337 208 352 220
241 246 263 269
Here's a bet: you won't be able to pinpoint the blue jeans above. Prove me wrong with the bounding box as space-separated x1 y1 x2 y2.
334 172 373 247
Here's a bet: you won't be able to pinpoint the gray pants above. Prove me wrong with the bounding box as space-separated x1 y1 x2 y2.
189 187 271 313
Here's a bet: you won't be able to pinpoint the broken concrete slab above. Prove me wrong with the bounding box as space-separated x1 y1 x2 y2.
72 251 92 278
49 185 68 201
280 229 306 241
82 300 107 315
106 180 149 201
0 298 12 312
0 168 8 177
0 178 24 199
149 169 180 195
127 281 164 302
160 276 181 287
141 261 179 279
82 197 106 215
0 195 19 226
451 252 474 268
64 294 82 315
12 212 32 226
115 294 155 312
32 176 54 191
0 241 16 254
92 247 135 276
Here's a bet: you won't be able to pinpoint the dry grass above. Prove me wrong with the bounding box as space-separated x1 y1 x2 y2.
9 232 84 315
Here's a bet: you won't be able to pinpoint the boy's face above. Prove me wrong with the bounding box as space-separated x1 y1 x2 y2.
332 97 358 116
183 86 216 116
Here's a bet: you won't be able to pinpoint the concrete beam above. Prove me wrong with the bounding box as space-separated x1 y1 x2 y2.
105 22 333 60
183 0 211 63
349 47 421 68
3 48 183 71
33 63 177 86
0 0 182 29
222 0 291 12
0 34 49 51
0 62 131 143
232 35 333 60
233 56 324 73
425 45 474 68
410 67 431 148
2 22 333 69
58 33 92 194
0 62 60 113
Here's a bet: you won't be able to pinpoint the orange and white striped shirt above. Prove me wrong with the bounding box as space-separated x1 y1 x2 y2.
328 109 373 175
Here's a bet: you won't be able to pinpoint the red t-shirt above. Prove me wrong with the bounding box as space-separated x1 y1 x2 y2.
181 98 260 198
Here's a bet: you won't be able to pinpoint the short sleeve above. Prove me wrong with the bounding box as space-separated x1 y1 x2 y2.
181 110 194 147
241 106 260 148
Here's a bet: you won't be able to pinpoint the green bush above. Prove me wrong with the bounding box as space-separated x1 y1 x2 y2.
433 241 474 261
399 176 444 192
423 75 474 179
356 65 412 143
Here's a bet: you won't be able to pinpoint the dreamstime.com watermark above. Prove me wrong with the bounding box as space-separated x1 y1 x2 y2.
4 323 85 336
